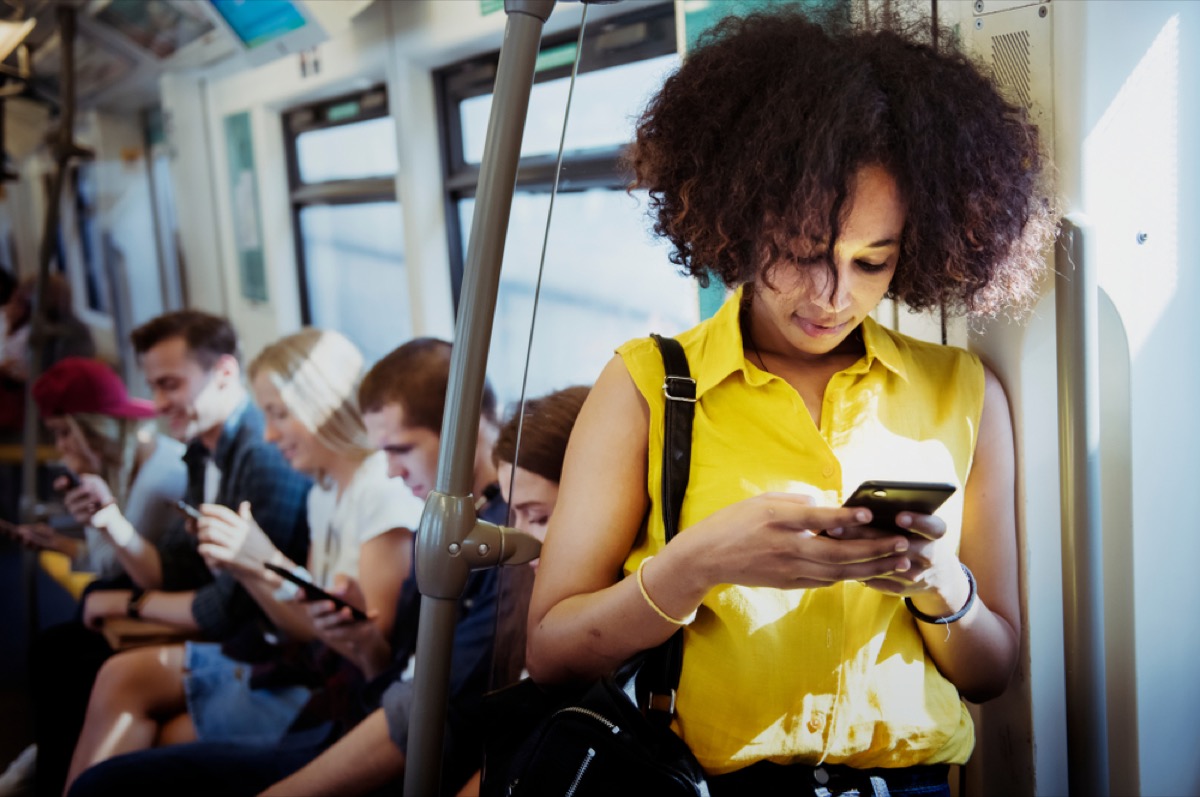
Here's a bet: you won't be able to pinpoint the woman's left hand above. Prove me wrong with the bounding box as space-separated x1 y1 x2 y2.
830 510 962 599
196 501 279 578
304 575 390 678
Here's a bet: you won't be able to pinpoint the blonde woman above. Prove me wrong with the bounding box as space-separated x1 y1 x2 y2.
64 329 421 793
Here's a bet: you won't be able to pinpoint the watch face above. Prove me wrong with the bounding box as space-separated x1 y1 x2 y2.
127 590 146 619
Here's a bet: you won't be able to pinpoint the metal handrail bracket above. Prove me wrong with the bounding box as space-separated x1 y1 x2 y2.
403 1 557 794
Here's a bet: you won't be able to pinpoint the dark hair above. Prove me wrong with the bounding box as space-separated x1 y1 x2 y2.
629 10 1057 316
7 273 77 332
494 386 590 484
358 337 497 434
130 310 240 370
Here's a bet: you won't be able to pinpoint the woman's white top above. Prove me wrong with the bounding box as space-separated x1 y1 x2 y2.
305 450 422 589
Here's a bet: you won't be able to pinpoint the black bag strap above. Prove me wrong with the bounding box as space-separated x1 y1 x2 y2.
653 334 696 544
641 333 695 727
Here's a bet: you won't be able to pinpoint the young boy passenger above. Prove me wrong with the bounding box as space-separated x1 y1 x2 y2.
67 338 508 797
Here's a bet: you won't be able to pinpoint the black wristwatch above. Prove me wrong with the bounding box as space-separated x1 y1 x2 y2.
126 588 147 619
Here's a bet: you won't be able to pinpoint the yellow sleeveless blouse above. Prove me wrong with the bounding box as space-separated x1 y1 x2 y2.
618 288 984 774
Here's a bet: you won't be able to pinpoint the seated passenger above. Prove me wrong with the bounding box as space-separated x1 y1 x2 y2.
459 385 590 797
32 310 311 797
0 358 186 797
63 328 422 792
66 338 506 797
525 10 1054 797
2 357 187 583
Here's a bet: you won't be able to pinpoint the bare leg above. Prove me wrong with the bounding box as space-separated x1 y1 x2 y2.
157 712 197 747
456 770 482 797
63 644 187 796
260 709 403 797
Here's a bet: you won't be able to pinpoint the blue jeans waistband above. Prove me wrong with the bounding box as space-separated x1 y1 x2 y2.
708 761 951 797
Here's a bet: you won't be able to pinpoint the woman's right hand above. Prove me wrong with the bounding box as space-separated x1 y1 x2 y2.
674 491 919 593
62 475 115 525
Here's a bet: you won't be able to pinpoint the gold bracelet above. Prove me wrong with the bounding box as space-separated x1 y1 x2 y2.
636 556 697 626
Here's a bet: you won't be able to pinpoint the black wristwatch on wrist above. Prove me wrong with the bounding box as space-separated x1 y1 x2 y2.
126 588 147 619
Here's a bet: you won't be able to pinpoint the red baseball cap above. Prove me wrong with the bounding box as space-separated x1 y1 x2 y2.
32 357 156 420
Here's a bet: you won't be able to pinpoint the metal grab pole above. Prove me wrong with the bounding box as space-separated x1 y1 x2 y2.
20 5 93 659
403 1 556 794
1055 214 1110 796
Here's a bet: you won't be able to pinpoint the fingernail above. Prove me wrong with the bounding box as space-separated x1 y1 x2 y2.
895 557 911 572
894 539 909 552
896 513 911 528
828 527 843 537
854 510 869 523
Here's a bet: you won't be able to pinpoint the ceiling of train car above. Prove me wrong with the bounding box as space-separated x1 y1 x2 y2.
0 0 242 112
0 0 375 166
0 0 380 114
0 0 379 114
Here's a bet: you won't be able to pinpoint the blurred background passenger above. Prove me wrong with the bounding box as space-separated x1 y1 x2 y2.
0 357 187 584
0 275 95 432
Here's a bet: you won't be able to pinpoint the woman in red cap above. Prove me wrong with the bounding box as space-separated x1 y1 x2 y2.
5 356 187 583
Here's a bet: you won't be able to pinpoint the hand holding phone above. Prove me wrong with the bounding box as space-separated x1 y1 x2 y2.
842 480 956 533
50 464 82 491
264 563 369 622
171 499 204 523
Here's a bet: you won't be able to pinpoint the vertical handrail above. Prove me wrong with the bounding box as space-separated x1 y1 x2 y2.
1054 214 1110 796
20 4 91 656
403 1 556 794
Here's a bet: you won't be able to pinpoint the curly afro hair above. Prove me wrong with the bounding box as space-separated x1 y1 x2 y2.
628 9 1057 316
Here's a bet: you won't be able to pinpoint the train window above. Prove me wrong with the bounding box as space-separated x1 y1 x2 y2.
458 52 679 165
295 116 399 184
283 87 409 364
438 2 698 406
296 202 407 366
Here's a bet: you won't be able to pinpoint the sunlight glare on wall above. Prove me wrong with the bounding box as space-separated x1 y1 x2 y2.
1084 14 1179 358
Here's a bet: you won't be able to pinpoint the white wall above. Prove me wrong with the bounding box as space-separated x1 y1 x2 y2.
1073 3 1200 795
986 2 1200 795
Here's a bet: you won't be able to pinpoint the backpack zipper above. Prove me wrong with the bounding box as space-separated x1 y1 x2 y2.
556 706 621 733
565 747 597 797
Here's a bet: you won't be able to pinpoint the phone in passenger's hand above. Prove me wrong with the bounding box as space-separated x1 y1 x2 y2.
263 563 369 622
50 464 82 491
171 499 204 523
842 480 957 533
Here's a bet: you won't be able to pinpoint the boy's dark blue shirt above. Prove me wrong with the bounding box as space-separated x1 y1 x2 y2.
377 491 508 792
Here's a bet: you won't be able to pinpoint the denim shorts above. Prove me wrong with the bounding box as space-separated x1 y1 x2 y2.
183 641 312 744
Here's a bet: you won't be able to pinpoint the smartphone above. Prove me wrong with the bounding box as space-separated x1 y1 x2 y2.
842 480 957 532
263 562 369 622
50 464 82 491
171 500 204 523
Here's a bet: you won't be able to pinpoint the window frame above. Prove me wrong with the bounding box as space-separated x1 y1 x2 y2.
434 2 677 311
282 85 396 325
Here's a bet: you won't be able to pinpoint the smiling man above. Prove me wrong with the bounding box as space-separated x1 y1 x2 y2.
79 309 313 634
